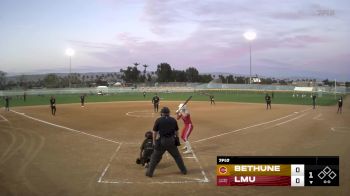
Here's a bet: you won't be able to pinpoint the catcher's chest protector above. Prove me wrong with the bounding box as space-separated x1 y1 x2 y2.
144 139 154 150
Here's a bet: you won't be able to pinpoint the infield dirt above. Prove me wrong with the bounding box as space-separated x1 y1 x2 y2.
0 100 349 196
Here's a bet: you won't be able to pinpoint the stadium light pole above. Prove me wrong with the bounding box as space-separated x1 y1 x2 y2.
334 79 337 99
65 48 75 88
243 31 256 84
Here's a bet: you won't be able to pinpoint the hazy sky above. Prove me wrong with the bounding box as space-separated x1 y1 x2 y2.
0 0 349 80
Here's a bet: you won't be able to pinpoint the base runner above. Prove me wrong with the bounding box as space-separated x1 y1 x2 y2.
176 103 194 154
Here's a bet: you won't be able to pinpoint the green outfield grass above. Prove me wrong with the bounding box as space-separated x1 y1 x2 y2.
0 90 344 108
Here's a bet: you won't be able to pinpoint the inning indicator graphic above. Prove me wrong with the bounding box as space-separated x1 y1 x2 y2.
217 156 339 186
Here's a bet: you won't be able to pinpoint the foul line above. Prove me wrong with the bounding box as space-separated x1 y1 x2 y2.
331 127 350 133
313 113 323 121
10 110 119 144
274 113 307 126
193 108 311 144
0 114 9 122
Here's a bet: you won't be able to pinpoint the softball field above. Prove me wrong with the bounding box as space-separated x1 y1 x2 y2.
0 99 349 196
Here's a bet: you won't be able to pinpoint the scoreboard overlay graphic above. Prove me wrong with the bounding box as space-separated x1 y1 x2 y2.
217 156 339 186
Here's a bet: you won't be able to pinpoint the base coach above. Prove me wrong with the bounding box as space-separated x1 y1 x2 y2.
146 107 187 177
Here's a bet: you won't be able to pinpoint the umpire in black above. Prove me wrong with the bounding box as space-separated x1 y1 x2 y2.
146 107 187 177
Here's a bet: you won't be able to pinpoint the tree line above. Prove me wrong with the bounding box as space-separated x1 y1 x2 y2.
0 71 121 90
120 62 213 83
1 68 349 90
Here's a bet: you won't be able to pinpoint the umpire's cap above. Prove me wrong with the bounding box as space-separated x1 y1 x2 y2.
160 107 170 115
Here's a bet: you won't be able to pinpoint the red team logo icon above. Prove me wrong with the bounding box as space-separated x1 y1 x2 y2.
219 166 227 174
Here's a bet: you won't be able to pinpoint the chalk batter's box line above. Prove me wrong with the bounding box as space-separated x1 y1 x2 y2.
97 143 209 184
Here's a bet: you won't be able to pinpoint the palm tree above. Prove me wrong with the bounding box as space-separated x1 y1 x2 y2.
143 64 149 76
142 64 149 83
133 62 139 67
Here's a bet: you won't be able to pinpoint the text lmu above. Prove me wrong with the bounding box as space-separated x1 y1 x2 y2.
234 176 256 182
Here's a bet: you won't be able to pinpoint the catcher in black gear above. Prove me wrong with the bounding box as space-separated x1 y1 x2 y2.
136 131 154 168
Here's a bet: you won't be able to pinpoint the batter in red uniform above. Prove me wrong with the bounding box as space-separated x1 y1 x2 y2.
176 103 193 154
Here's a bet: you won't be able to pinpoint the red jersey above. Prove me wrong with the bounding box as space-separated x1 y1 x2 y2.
178 113 192 125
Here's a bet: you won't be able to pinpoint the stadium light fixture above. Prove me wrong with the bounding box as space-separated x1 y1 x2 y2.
243 31 256 84
243 31 256 41
65 48 75 88
66 48 75 56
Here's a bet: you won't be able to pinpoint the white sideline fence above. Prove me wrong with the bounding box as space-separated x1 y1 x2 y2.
0 84 349 96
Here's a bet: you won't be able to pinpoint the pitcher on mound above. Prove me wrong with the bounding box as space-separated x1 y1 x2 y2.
176 103 194 154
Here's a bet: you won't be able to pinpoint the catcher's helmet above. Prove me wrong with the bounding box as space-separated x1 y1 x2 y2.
145 131 153 139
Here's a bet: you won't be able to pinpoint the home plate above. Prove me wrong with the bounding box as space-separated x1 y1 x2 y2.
98 143 209 184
